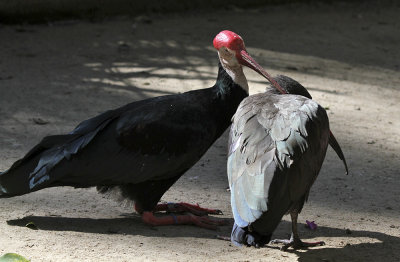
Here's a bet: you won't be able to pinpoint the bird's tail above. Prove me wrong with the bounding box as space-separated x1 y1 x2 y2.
0 171 7 197
0 170 13 198
329 130 348 175
0 163 35 198
0 146 48 198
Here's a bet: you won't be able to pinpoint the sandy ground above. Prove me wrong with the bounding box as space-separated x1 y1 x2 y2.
0 1 399 261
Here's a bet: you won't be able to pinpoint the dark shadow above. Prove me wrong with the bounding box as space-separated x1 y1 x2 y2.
217 219 400 262
6 214 232 239
271 221 400 262
7 216 400 261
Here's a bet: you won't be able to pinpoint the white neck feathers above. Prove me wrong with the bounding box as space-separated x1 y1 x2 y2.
218 53 249 93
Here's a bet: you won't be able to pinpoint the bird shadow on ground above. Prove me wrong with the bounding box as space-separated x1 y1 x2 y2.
6 216 400 261
266 220 400 262
6 214 232 239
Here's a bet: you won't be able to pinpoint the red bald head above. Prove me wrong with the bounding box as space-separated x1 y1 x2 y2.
213 30 246 51
213 30 287 95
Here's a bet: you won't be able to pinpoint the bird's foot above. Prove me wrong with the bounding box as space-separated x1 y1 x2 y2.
142 211 227 230
230 223 271 248
154 202 223 216
216 235 231 241
187 214 227 229
270 238 325 251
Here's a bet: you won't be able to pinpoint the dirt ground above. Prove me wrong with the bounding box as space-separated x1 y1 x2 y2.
0 1 399 261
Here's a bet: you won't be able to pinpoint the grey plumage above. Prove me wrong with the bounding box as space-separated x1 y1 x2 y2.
229 92 329 226
228 75 346 248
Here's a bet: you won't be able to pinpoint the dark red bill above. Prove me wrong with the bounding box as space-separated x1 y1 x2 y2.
238 50 287 95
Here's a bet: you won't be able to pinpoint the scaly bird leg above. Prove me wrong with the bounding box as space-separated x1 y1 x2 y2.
154 202 223 216
270 211 325 251
141 211 226 230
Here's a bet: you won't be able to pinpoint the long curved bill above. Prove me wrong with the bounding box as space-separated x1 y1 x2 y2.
238 50 287 95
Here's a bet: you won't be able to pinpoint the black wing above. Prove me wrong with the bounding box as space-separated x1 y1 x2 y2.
3 93 217 195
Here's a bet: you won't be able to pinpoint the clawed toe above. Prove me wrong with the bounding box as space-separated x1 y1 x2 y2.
155 202 223 216
214 209 224 215
190 214 227 229
142 211 226 230
180 203 224 216
270 238 325 251
216 235 231 241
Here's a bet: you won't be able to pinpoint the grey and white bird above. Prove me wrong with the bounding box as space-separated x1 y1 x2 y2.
228 75 348 249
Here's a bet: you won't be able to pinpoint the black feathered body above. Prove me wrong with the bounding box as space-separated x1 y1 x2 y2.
0 63 247 211
228 76 329 237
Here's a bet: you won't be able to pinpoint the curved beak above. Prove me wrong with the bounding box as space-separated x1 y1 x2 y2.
238 50 287 95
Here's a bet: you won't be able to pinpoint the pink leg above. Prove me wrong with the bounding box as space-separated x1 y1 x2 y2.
141 211 226 230
153 202 223 216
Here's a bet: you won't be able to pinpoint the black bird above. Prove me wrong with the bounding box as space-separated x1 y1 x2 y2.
228 75 348 247
0 30 280 228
